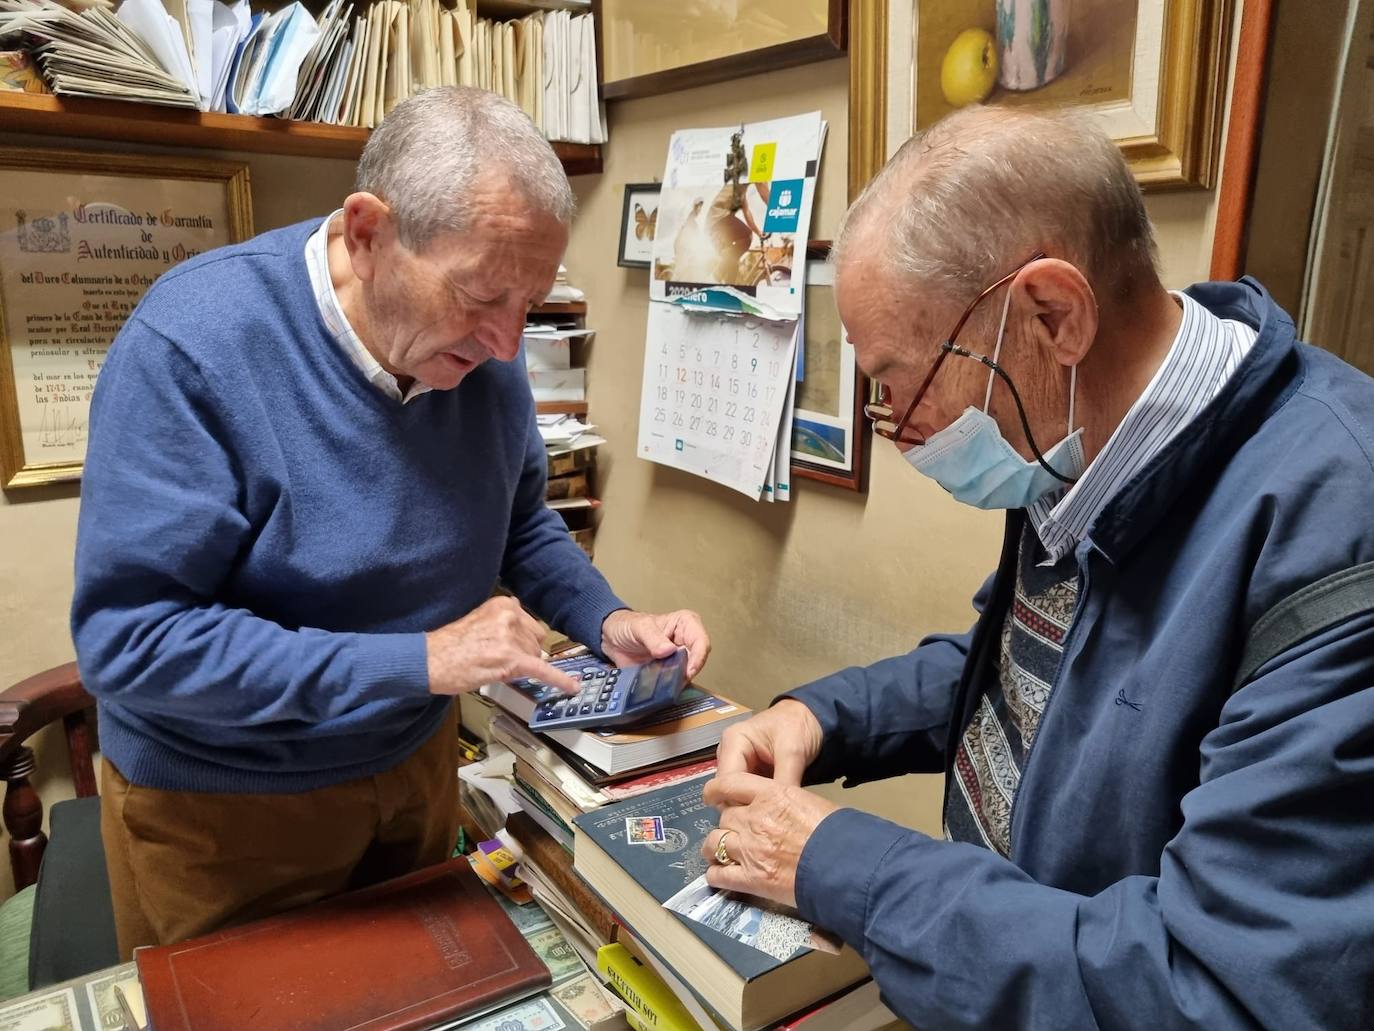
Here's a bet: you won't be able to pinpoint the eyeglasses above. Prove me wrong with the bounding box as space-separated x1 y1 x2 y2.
864 251 1047 446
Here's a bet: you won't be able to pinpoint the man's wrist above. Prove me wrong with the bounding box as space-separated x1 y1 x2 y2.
598 606 632 644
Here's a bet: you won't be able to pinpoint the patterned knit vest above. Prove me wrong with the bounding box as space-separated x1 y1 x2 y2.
944 522 1080 856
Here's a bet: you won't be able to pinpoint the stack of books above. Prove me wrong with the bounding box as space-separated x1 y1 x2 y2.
461 658 895 1031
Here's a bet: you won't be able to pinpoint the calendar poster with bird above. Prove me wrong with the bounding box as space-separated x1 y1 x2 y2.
649 112 826 318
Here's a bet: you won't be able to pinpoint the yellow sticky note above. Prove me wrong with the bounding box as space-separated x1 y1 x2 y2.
749 143 777 183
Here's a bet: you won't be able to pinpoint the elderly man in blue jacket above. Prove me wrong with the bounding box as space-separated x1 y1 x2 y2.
702 106 1374 1030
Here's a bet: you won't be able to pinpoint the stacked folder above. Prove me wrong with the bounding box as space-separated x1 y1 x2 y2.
0 0 606 141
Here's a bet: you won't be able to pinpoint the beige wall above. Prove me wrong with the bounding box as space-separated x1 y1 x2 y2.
0 138 357 898
568 40 1241 829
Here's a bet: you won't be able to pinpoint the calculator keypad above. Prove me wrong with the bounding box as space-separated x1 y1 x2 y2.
532 663 630 727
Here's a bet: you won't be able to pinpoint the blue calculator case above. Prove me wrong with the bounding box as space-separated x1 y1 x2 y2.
519 647 690 731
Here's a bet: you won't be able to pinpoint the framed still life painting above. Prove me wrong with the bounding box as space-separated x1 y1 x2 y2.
861 0 1235 190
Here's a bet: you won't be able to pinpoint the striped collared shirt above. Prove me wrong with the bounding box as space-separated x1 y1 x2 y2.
304 210 432 404
1027 291 1257 564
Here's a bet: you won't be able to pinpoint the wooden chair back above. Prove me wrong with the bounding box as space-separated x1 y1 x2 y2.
0 663 96 890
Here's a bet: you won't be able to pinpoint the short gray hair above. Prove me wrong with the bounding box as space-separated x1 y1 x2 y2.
356 86 575 250
834 106 1159 310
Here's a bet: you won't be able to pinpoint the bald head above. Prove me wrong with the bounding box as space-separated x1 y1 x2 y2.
834 106 1160 313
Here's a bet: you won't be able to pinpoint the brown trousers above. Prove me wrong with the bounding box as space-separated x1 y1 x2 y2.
100 705 461 960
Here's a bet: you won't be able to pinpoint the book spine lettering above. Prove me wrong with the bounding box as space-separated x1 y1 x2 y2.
595 945 698 1031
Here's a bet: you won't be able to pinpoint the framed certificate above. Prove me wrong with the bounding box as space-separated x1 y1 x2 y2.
0 147 252 488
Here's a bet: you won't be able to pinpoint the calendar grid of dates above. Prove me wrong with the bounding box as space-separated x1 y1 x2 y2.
638 304 799 499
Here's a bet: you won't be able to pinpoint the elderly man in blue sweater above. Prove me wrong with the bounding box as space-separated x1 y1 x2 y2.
72 87 709 958
702 107 1374 1029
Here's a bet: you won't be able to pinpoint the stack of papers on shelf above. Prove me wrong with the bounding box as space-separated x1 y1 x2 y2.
224 0 319 115
0 0 197 106
1 0 608 142
537 414 595 447
524 325 593 371
546 265 586 304
528 368 584 404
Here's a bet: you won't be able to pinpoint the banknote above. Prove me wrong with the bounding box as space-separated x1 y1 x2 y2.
550 974 619 1031
85 964 141 1031
0 985 80 1031
483 879 554 937
527 925 584 982
453 996 566 1031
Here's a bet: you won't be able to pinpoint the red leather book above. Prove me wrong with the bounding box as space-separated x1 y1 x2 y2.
136 858 550 1031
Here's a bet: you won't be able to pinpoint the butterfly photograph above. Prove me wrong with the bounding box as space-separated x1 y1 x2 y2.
617 182 661 269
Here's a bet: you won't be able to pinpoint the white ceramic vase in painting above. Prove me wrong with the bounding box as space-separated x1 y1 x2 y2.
995 0 1071 91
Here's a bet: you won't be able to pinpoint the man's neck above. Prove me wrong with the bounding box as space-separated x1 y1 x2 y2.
325 216 416 394
1077 288 1184 466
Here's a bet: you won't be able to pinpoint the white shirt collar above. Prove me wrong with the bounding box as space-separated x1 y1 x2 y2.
304 210 432 405
1027 291 1258 565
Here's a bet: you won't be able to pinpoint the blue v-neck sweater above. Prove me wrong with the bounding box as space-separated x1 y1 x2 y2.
71 219 624 793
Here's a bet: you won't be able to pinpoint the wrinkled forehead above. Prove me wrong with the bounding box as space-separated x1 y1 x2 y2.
419 208 567 285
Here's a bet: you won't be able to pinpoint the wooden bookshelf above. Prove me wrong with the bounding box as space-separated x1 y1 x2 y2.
0 91 603 172
535 401 588 417
530 301 587 316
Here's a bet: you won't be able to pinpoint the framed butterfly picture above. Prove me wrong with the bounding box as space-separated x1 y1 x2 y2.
617 182 661 270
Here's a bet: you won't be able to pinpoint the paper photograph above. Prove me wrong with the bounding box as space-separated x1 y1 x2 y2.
663 874 842 962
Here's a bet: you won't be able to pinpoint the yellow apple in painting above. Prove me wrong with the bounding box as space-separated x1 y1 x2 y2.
941 28 999 108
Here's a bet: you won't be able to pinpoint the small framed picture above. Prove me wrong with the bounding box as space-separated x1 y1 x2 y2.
790 241 870 493
617 182 661 269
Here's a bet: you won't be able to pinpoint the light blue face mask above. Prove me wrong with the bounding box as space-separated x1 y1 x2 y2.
903 286 1085 510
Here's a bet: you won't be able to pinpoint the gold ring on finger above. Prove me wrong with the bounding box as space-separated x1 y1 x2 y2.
714 829 736 866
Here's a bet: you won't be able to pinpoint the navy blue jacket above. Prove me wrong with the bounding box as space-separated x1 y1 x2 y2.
788 280 1374 1031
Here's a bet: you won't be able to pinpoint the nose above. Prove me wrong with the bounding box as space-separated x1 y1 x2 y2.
475 303 527 362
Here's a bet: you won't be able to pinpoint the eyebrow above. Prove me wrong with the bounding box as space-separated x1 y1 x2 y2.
449 276 506 304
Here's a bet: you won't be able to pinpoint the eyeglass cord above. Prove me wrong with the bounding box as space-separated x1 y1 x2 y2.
944 342 1078 485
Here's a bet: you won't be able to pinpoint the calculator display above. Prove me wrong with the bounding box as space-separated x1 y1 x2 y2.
525 647 690 731
629 661 662 704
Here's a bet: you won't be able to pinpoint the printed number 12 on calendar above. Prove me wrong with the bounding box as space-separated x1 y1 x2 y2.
637 304 799 500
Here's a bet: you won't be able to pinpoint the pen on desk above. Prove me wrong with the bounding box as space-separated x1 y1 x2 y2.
113 984 141 1031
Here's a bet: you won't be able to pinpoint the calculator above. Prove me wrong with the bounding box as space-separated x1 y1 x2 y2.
523 648 690 731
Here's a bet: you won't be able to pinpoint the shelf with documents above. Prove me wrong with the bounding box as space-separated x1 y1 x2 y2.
528 301 598 558
536 401 589 417
0 91 603 171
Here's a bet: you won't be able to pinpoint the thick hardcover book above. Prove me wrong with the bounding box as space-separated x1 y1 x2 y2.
571 777 867 1030
136 859 550 1031
481 682 750 775
507 811 618 943
547 736 718 790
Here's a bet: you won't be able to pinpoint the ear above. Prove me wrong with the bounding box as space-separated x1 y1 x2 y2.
1015 258 1098 368
339 192 396 284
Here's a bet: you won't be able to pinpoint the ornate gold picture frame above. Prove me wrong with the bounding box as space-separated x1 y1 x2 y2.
599 0 847 101
0 148 252 489
852 0 1235 193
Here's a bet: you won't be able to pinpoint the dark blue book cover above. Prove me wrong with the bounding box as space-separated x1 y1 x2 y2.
572 775 819 982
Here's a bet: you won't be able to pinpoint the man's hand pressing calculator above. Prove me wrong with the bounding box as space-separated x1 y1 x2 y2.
515 647 691 730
